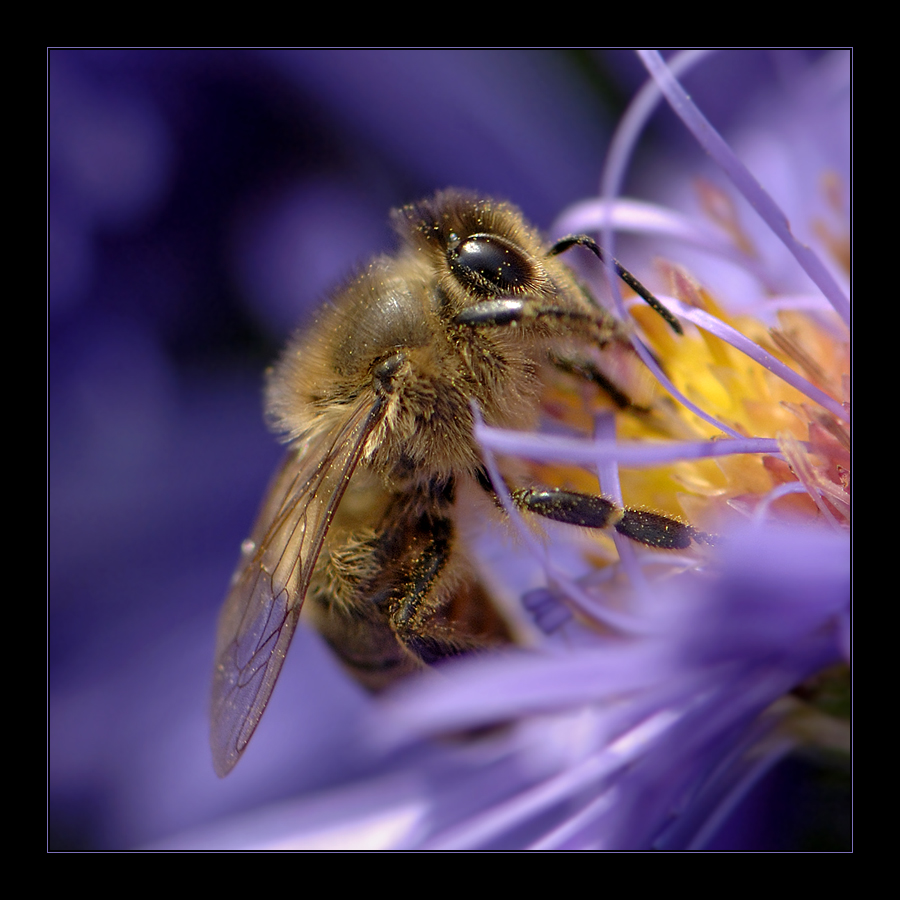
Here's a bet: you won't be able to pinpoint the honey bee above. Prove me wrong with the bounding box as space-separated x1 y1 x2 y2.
211 189 699 776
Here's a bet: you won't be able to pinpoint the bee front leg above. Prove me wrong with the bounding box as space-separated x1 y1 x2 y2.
548 352 640 411
453 298 602 330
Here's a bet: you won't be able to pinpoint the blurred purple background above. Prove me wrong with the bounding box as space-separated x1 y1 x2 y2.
48 49 843 850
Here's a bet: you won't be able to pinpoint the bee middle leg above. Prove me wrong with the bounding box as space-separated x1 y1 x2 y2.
475 467 705 550
512 487 702 549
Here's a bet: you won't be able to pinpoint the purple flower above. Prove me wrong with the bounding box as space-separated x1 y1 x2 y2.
161 522 847 850
50 50 849 850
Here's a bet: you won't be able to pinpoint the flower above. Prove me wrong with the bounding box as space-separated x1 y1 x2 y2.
50 49 849 850
399 49 851 851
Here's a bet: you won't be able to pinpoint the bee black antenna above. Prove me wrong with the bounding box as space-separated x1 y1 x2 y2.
548 234 683 335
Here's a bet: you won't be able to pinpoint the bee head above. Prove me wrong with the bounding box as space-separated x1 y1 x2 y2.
393 189 556 311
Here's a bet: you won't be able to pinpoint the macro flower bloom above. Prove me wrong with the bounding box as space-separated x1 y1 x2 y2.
155 50 850 851
49 49 849 850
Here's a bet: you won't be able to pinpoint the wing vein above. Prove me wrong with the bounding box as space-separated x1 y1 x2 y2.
210 396 386 776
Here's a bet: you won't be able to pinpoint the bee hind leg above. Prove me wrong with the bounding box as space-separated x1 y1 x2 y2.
380 496 512 666
384 517 469 665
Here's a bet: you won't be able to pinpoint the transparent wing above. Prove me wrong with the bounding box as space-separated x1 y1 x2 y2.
210 398 386 776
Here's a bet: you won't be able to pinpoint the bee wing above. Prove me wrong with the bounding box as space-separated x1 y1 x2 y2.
210 398 386 776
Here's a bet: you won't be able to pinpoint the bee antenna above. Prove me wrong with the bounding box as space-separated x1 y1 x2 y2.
548 234 683 335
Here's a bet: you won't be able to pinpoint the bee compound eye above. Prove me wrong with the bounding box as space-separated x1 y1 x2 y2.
449 234 533 294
